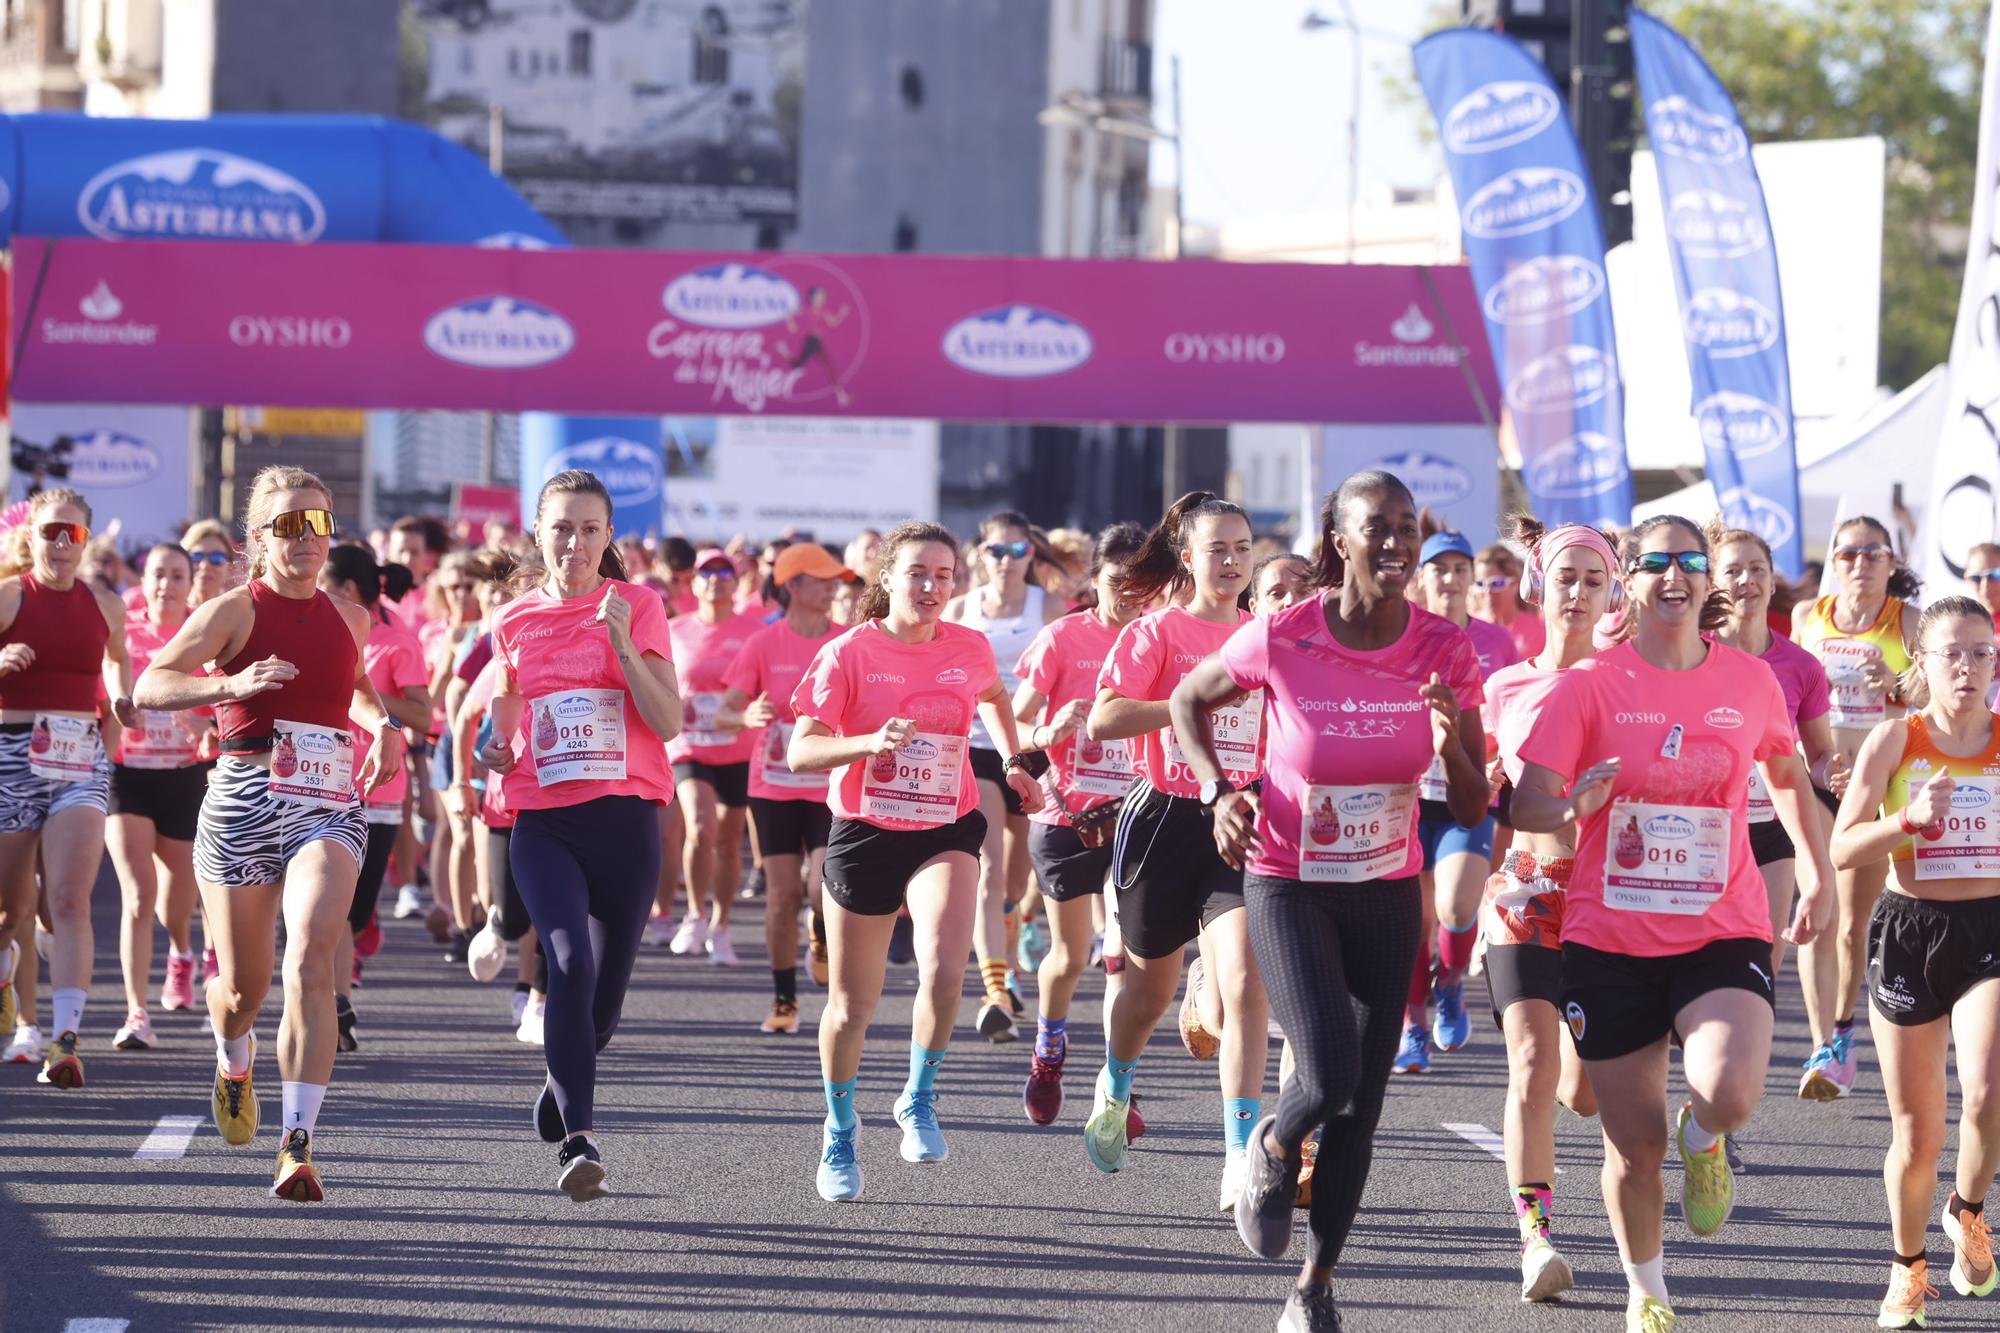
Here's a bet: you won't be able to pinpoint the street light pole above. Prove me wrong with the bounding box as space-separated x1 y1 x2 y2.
1163 54 1185 514
1338 0 1359 262
481 102 504 488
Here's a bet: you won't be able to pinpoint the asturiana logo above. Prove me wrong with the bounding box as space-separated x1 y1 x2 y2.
78 149 327 243
1954 786 1992 811
1461 167 1586 239
1366 450 1472 509
1704 706 1744 730
1444 81 1562 154
1647 95 1749 165
424 296 575 369
296 729 336 756
1684 289 1779 359
1506 345 1617 414
1339 791 1389 817
1528 433 1630 501
934 667 968 686
1666 190 1768 259
1694 391 1787 462
942 305 1093 379
662 263 801 329
1717 486 1797 550
554 698 595 720
1482 255 1606 326
1644 813 1695 840
64 430 159 488
542 436 660 507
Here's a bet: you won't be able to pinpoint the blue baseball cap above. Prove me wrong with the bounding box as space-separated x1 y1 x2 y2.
1420 531 1475 566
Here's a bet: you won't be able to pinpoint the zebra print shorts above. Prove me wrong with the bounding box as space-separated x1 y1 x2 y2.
0 725 110 833
194 758 367 888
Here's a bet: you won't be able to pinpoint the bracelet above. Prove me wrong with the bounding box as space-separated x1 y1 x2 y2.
1002 753 1029 775
1897 808 1922 836
1030 725 1046 750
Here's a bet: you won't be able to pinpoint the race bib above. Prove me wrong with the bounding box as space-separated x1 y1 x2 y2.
122 710 196 771
759 720 828 793
1418 753 1449 803
1745 768 1774 824
1910 776 2000 881
268 720 356 812
861 730 965 826
1071 733 1136 797
531 688 628 786
682 690 728 749
1167 688 1264 780
1818 642 1887 730
1602 799 1730 915
28 713 101 782
1299 783 1416 884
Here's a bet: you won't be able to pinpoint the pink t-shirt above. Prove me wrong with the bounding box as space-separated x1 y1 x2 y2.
666 611 759 765
1220 596 1483 881
118 614 204 768
1465 616 1517 678
351 611 428 810
789 619 1000 831
723 617 842 802
1757 631 1832 730
1484 658 1567 788
1018 610 1128 826
1097 606 1263 799
1518 640 1793 956
490 580 676 812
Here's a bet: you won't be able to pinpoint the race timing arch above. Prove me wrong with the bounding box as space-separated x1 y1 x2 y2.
0 112 1511 543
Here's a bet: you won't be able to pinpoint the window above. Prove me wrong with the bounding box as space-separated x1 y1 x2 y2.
899 65 924 110
893 216 918 252
568 29 591 76
693 5 729 84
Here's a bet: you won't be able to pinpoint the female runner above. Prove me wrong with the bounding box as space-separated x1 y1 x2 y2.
1796 514 1919 1094
136 467 399 1200
0 488 136 1081
1176 471 1486 1333
788 521 1041 1201
1082 491 1270 1215
1833 596 2000 1328
1511 514 1831 1332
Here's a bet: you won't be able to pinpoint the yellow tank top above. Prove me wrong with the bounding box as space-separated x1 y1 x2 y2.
1798 595 1912 731
1884 713 2000 875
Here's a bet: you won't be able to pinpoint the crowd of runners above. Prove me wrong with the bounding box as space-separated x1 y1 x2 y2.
3 461 1997 1332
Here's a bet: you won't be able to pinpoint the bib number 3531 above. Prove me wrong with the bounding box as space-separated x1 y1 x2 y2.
268 721 355 812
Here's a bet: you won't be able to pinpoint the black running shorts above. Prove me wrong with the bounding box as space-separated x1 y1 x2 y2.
821 810 987 917
1559 936 1775 1062
1867 891 2000 1027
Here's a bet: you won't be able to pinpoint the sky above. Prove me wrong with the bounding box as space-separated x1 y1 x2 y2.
1148 0 1443 228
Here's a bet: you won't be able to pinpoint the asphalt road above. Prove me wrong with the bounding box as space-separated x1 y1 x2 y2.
0 864 1962 1331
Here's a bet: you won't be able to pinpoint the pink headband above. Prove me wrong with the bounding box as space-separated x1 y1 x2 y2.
1535 524 1619 579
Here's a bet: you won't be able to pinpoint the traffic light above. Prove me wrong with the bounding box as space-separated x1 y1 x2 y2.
1461 0 1635 248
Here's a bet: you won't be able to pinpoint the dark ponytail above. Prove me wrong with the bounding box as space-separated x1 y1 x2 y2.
534 469 628 581
1114 491 1249 607
859 520 958 621
324 542 386 606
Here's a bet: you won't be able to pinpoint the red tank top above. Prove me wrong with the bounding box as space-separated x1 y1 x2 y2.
0 573 107 712
215 581 359 746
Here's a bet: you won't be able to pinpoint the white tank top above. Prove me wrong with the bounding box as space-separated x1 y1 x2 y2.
961 584 1046 750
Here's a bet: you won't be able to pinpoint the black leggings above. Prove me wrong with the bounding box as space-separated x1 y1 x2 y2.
1245 872 1421 1271
347 820 402 934
489 825 548 994
510 796 662 1136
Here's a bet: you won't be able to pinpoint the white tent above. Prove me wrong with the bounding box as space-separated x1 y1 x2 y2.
1633 365 1947 559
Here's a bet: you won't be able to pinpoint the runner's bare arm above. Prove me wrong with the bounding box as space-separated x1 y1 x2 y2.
1830 717 1913 869
1088 687 1172 742
1761 750 1832 944
96 586 138 723
787 714 897 774
1510 757 1620 834
134 590 267 711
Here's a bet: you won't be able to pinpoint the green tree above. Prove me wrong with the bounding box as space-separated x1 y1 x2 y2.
1651 0 1985 391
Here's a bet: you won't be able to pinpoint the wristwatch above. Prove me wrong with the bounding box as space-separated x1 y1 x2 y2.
1199 777 1235 808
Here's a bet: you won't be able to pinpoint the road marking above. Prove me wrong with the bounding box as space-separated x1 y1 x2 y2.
65 1321 131 1332
134 1114 203 1160
1442 1121 1561 1174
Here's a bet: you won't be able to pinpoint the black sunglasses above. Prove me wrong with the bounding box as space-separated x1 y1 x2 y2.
984 540 1031 560
1629 551 1710 577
